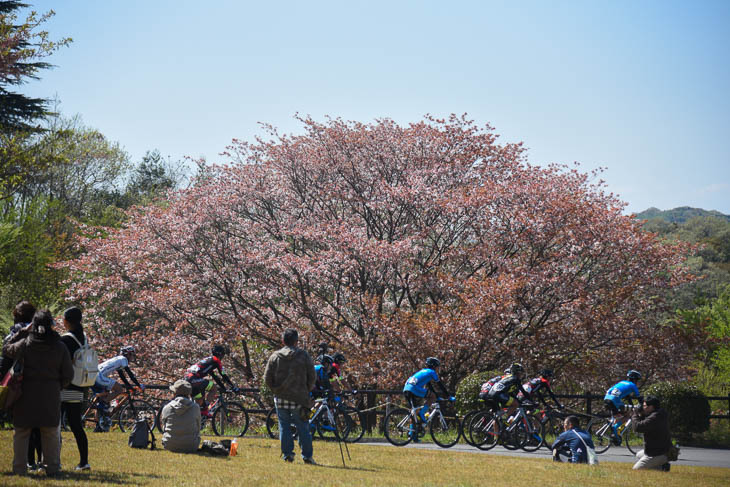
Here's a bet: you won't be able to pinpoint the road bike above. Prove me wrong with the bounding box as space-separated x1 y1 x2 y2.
266 393 361 442
82 386 156 432
383 397 461 448
587 406 643 454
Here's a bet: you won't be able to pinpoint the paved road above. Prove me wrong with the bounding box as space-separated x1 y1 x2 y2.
360 440 730 468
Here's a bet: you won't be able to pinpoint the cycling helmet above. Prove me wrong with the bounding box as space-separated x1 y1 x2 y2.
212 344 227 358
333 352 346 364
120 345 136 357
509 363 524 375
425 357 441 368
539 368 554 378
317 354 334 365
627 370 642 381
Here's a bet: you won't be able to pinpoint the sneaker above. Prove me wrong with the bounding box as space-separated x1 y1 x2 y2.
27 463 40 471
661 463 670 472
282 455 294 463
303 457 317 465
75 464 91 471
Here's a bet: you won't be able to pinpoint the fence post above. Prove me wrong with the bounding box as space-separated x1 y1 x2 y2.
366 390 376 433
585 391 592 416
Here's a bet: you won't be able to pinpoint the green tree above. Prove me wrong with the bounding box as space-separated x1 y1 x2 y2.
0 1 71 132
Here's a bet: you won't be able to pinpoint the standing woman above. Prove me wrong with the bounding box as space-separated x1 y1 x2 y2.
2 309 73 476
60 306 90 471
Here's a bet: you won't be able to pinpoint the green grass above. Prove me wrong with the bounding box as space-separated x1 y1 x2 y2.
1 431 729 486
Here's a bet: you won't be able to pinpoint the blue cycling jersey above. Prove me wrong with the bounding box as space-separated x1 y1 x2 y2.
604 380 640 405
403 368 439 397
314 364 330 391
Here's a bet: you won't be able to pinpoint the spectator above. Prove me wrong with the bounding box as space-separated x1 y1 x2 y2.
264 328 316 464
632 395 672 471
3 309 73 476
1 301 42 470
160 379 201 453
552 415 596 464
59 306 90 470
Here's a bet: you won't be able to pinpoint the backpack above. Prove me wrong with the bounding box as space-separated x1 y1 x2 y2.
199 440 229 456
129 419 156 449
63 332 99 387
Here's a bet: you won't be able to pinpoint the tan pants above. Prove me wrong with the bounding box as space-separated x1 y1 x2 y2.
13 425 61 475
633 449 668 470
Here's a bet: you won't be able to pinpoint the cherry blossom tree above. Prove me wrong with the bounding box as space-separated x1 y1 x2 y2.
61 115 698 389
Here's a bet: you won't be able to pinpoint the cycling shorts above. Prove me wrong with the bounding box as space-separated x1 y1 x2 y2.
604 398 625 414
490 392 514 408
404 391 424 409
189 378 214 399
94 374 116 391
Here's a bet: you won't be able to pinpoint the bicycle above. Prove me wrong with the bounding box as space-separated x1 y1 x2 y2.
156 388 249 437
500 401 545 451
82 386 156 432
587 405 643 454
266 393 359 442
383 397 461 448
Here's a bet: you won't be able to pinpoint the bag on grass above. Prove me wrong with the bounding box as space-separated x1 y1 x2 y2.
129 419 156 450
573 430 599 465
63 332 99 387
199 440 230 456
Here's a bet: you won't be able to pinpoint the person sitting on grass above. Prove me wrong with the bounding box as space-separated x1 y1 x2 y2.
632 395 672 472
552 415 595 464
160 379 201 453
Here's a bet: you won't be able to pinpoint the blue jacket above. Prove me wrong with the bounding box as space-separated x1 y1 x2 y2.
553 428 595 463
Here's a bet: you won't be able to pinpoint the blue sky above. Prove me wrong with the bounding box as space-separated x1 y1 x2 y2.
23 1 730 214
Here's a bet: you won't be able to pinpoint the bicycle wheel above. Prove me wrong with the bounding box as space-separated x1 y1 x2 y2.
520 414 545 452
588 417 613 454
341 406 365 443
317 409 353 441
429 411 461 448
212 401 250 437
501 417 526 450
624 427 643 454
460 410 481 446
383 407 415 446
118 399 156 433
471 411 501 451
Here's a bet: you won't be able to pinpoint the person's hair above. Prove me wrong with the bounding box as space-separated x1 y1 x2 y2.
31 309 55 337
13 300 36 324
565 415 581 429
63 306 83 330
644 395 661 408
282 328 298 347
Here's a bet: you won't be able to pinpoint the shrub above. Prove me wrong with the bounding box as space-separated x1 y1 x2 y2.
645 381 711 440
455 370 501 415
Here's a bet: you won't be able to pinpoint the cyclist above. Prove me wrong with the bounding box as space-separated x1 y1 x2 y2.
403 357 453 441
517 368 565 410
604 370 642 439
93 345 145 403
486 363 531 418
604 370 641 415
478 368 510 401
184 345 239 418
330 352 347 387
91 346 144 431
312 354 335 398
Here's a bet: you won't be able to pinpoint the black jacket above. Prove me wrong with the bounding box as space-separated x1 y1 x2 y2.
632 407 672 456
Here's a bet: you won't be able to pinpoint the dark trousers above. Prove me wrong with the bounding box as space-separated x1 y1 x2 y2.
28 428 42 465
61 402 88 465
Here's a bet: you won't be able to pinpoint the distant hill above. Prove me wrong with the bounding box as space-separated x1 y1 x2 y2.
634 206 730 223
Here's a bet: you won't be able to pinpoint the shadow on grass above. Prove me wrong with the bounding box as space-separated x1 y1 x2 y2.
309 462 380 473
2 470 168 485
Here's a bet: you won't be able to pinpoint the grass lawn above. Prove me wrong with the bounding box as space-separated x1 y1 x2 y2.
1 431 729 486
